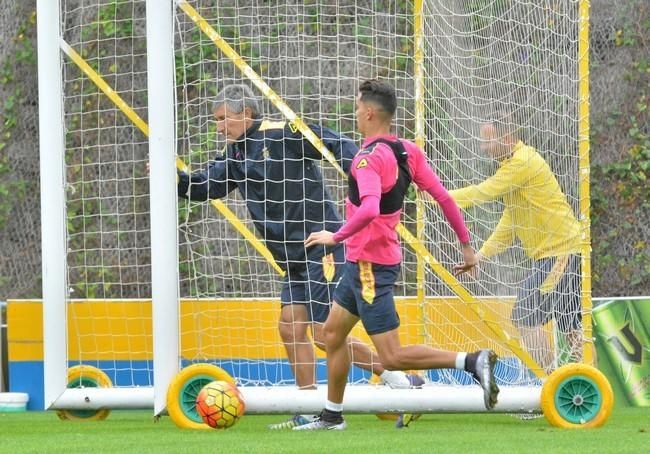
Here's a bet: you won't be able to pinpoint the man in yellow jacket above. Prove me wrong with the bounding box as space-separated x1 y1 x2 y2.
448 112 583 373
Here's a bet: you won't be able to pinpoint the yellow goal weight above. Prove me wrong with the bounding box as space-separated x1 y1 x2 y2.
541 363 614 429
166 363 236 430
56 365 113 421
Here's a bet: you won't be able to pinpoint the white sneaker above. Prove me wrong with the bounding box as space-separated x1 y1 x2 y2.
292 414 347 431
383 371 426 389
382 370 411 389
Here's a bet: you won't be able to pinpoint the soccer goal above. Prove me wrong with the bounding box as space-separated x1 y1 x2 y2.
38 0 595 420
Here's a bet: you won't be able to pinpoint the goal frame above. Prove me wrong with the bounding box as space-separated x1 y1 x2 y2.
38 0 591 415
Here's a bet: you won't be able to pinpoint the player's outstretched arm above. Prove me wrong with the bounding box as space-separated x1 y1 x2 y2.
300 124 358 173
448 152 530 209
411 151 477 276
177 157 236 201
147 159 231 201
453 243 479 276
305 194 381 248
304 230 336 247
477 207 515 259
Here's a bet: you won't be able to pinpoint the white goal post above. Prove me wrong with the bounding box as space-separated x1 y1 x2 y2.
37 0 71 411
145 0 180 417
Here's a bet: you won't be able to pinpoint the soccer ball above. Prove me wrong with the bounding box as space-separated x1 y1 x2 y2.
195 380 246 429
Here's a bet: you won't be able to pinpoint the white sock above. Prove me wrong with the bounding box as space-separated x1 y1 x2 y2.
380 370 411 388
455 352 467 370
325 400 343 412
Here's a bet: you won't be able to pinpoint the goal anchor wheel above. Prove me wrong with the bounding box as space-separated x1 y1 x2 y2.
56 365 113 421
541 363 614 429
166 363 235 429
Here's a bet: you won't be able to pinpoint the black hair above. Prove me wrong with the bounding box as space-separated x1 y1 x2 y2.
359 79 397 117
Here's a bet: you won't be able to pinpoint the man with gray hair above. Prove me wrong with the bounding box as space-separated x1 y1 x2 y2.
177 84 418 429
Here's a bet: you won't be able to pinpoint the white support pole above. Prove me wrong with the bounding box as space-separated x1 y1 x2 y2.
50 387 154 410
37 0 68 410
146 0 180 416
239 386 541 414
48 385 541 414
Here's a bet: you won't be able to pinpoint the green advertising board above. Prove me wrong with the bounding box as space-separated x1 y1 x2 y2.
593 297 650 407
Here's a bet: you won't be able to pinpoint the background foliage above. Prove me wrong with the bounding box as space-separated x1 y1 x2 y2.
0 0 647 298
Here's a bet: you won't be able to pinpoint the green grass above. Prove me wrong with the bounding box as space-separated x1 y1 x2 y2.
1 408 648 453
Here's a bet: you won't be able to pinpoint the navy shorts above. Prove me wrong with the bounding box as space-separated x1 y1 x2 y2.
333 260 401 335
512 254 582 333
280 244 345 323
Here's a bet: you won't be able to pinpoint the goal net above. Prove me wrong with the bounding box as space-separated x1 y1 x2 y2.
41 0 588 414
58 0 153 396
173 0 588 391
418 0 589 376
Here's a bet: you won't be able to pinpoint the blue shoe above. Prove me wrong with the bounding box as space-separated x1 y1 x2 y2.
407 373 425 388
268 414 316 430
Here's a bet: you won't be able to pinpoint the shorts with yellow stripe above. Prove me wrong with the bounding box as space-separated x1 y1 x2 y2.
333 260 401 335
280 244 345 323
512 254 581 333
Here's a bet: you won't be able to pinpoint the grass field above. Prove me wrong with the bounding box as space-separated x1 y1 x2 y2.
1 407 648 453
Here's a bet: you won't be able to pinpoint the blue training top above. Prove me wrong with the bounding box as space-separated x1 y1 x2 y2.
177 119 357 271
